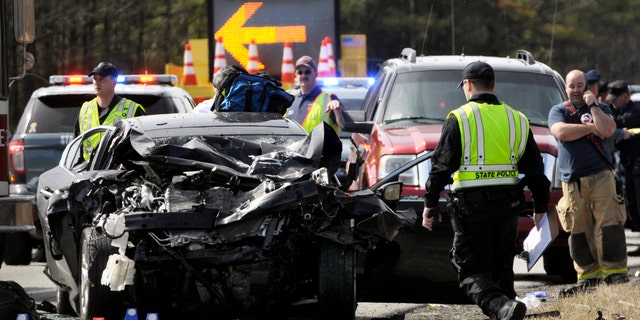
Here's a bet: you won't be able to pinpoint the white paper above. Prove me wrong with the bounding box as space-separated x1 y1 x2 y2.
523 213 553 271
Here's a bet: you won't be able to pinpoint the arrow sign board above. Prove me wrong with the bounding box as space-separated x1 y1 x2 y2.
210 0 337 78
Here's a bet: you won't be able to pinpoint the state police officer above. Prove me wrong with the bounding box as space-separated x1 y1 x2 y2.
74 62 145 159
422 61 550 320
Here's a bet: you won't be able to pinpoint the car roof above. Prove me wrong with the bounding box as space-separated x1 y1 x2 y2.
384 49 560 77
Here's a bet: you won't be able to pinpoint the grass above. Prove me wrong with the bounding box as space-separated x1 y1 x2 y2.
526 278 640 320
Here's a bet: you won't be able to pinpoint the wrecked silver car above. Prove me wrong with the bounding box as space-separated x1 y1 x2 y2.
36 112 408 320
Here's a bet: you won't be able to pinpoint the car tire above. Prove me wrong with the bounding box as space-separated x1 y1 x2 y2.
3 232 32 265
79 227 125 320
543 246 577 283
317 240 356 319
56 287 76 316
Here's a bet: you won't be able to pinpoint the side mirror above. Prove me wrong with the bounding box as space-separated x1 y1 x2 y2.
375 182 402 202
14 0 35 44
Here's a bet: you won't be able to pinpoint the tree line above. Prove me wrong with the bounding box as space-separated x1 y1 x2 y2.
5 0 640 129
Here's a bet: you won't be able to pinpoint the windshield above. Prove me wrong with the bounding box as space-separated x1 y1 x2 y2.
382 70 565 126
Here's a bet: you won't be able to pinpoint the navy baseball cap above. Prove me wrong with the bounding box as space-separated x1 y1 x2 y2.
586 69 601 84
89 62 119 78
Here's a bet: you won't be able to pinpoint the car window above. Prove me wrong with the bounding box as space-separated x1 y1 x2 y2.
15 96 89 134
380 70 565 127
62 135 84 170
123 94 168 114
14 92 192 136
364 68 393 122
493 72 566 126
382 71 462 123
172 95 195 112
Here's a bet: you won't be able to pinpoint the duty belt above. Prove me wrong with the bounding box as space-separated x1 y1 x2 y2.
448 187 522 216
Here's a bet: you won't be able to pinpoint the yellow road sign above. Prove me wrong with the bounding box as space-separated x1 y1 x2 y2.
214 2 306 70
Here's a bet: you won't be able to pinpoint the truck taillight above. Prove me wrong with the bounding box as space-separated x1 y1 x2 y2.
9 141 25 175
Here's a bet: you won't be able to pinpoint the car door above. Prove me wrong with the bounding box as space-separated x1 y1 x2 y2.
36 126 116 293
38 127 112 206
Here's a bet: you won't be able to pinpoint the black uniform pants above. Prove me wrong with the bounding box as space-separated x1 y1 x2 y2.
624 169 640 231
448 187 523 316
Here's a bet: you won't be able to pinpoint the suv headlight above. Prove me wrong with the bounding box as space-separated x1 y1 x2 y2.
378 155 419 186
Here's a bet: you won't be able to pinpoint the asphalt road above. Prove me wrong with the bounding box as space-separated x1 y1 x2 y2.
2 230 639 319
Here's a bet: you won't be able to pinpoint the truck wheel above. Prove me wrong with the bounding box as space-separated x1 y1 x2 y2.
317 240 356 319
79 228 125 320
543 246 577 283
3 232 32 265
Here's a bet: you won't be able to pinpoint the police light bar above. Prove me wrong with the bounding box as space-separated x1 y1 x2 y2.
317 77 375 88
49 75 92 85
119 74 177 85
49 74 178 86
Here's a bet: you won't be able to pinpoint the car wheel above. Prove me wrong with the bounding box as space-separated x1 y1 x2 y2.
79 227 125 320
543 246 577 283
3 232 32 265
317 240 356 319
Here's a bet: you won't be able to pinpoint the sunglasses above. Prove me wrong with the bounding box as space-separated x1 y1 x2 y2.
296 70 312 75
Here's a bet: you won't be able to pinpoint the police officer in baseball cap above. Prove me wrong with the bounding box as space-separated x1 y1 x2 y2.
424 60 549 320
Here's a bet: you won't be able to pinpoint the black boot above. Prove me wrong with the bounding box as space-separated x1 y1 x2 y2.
496 299 527 320
485 296 527 320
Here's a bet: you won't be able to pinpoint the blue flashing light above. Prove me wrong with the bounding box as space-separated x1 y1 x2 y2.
318 77 375 88
322 77 340 86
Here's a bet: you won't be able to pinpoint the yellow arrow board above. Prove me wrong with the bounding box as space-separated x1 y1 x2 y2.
214 2 307 70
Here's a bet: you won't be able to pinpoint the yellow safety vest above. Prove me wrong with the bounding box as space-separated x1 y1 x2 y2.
78 97 144 159
300 91 339 133
449 102 529 191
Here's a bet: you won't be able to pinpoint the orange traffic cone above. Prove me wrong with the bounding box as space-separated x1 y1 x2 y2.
317 37 329 78
246 39 259 74
183 43 198 85
325 36 337 77
213 37 227 76
280 42 295 90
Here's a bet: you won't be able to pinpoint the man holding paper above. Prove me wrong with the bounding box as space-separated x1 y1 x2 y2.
422 61 550 320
